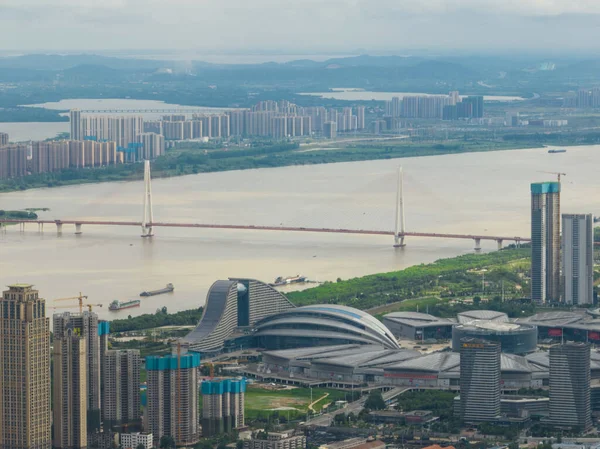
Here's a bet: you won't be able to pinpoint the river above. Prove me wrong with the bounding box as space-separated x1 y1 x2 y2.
0 144 596 320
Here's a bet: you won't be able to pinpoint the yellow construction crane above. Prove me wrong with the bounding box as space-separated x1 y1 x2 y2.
53 293 89 313
53 303 103 312
539 171 567 183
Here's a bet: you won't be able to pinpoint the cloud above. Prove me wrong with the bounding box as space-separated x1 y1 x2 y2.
2 0 600 52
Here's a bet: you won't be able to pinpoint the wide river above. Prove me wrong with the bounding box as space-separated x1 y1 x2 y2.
1 145 597 320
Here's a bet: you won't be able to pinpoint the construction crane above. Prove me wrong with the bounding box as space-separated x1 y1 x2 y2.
53 292 89 313
53 303 103 312
539 171 567 183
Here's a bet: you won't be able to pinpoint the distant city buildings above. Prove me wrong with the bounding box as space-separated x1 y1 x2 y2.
459 338 501 422
0 131 8 145
146 352 200 447
531 182 561 304
549 343 591 430
384 92 484 121
562 214 594 305
0 284 51 449
0 144 28 178
201 378 246 437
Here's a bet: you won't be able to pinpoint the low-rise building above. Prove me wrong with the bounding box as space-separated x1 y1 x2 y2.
121 432 153 449
244 430 306 449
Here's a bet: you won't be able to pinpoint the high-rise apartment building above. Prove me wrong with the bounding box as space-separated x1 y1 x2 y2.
562 214 593 305
54 312 102 430
323 122 337 139
355 106 365 129
103 349 141 428
137 133 165 160
146 352 200 447
549 343 591 430
53 326 87 449
201 378 246 437
459 338 501 423
531 182 561 303
0 144 28 179
0 132 8 146
70 109 82 140
0 284 51 449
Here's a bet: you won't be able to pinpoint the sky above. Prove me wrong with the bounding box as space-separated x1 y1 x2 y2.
2 0 600 54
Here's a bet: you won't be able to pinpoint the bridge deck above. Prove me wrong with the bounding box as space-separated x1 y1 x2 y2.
0 219 531 242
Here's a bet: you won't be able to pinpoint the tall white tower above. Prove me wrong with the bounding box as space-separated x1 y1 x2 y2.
394 166 406 247
141 160 154 237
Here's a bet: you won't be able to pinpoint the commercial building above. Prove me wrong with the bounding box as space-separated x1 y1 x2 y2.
383 312 454 340
120 432 153 449
181 278 295 354
201 378 246 437
549 343 591 430
451 320 537 354
146 352 200 447
54 312 102 430
459 338 501 422
531 182 561 303
0 132 8 145
0 284 51 449
53 326 87 449
103 349 141 428
562 214 593 305
254 305 401 350
244 430 305 449
70 109 82 140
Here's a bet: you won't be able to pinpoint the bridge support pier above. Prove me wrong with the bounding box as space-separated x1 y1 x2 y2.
393 166 406 248
515 238 521 248
56 223 63 235
141 160 154 238
474 238 481 251
74 223 82 235
496 239 503 250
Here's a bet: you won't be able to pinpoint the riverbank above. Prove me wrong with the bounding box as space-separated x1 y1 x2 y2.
0 138 540 193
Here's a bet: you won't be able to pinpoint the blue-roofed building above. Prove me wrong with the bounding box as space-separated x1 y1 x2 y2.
254 304 400 350
201 378 246 437
146 352 201 447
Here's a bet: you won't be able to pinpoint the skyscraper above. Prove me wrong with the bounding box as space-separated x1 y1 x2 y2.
0 132 8 146
53 327 87 449
54 312 102 431
531 182 561 303
102 349 141 428
146 352 200 447
0 284 51 449
201 378 246 437
562 214 594 305
70 109 82 140
549 343 591 430
459 338 501 423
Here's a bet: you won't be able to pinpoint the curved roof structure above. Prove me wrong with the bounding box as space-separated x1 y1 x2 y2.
383 312 454 327
181 278 295 353
457 310 508 323
254 304 401 350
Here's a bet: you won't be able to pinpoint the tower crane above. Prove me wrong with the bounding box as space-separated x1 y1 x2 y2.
53 304 103 312
539 171 567 183
53 292 89 313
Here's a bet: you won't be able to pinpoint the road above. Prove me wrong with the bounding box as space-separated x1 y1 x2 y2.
306 387 411 427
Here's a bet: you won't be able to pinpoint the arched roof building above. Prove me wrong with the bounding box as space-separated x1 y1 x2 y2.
254 304 401 350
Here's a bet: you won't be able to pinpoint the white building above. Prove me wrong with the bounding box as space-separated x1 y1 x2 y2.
121 432 153 449
562 214 594 305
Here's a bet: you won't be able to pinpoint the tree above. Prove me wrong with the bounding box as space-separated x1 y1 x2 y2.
136 444 146 449
236 440 244 449
160 435 176 449
364 390 386 410
473 296 481 306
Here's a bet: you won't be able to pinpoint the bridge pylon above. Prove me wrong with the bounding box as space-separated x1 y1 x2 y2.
141 160 154 238
394 166 406 248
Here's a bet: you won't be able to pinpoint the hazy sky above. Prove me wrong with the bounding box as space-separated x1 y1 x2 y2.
2 0 600 53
